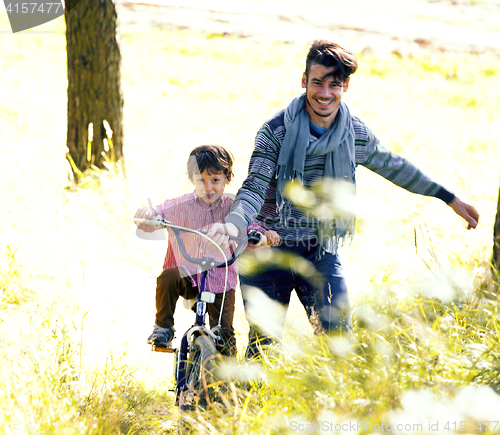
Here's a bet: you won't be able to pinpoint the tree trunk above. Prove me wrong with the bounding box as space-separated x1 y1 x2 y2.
493 186 500 279
65 0 123 172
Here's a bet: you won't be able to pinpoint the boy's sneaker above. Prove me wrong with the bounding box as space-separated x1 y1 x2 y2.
147 325 174 348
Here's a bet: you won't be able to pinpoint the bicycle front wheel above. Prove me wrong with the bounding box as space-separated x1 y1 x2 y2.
179 333 216 411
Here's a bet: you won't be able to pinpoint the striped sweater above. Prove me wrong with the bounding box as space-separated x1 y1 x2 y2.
138 191 265 293
226 109 454 250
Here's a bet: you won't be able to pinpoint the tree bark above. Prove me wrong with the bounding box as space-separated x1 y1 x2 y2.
493 186 500 278
65 0 123 172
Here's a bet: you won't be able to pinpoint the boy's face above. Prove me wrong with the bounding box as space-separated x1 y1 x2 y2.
192 170 229 205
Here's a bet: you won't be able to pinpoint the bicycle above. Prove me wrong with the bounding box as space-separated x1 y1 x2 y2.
134 215 268 412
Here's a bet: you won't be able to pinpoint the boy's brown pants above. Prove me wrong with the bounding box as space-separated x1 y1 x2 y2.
155 267 236 356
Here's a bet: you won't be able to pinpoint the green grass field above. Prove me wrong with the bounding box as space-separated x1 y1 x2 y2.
1 9 500 435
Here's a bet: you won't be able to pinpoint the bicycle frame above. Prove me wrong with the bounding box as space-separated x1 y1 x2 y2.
134 216 263 407
176 256 220 398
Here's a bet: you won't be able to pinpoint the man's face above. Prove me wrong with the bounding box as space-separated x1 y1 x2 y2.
192 170 229 205
302 63 350 128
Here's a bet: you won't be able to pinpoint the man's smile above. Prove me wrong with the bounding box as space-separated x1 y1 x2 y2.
315 98 333 105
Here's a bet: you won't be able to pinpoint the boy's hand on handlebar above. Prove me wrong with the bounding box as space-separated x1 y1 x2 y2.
134 207 159 231
207 222 239 250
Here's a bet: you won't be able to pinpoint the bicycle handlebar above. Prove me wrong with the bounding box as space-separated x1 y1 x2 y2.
134 217 266 268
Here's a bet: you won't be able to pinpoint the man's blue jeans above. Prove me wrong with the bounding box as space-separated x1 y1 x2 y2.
239 241 351 357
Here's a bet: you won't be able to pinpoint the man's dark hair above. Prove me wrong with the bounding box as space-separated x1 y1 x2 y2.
305 40 358 83
187 145 234 182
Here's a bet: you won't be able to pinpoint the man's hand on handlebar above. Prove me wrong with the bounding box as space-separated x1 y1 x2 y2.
246 230 280 252
265 230 280 246
207 223 281 252
207 222 239 250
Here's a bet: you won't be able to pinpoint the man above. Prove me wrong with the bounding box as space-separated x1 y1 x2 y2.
208 40 479 356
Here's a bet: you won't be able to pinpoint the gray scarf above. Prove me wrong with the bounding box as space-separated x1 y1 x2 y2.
276 93 356 250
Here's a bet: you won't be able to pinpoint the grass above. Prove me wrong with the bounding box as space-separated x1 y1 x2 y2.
178 291 500 433
1 7 500 434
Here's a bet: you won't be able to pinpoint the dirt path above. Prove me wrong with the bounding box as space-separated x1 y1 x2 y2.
116 0 500 56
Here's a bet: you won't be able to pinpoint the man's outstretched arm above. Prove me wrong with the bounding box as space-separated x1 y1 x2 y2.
355 120 479 230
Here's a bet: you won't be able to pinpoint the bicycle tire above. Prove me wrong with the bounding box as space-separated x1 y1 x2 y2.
179 333 216 411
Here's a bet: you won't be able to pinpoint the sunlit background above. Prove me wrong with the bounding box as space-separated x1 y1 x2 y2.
1 1 500 433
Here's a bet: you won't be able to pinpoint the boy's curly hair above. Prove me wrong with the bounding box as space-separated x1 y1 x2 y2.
187 145 234 182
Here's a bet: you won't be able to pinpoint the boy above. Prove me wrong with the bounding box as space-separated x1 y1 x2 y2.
135 145 278 355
